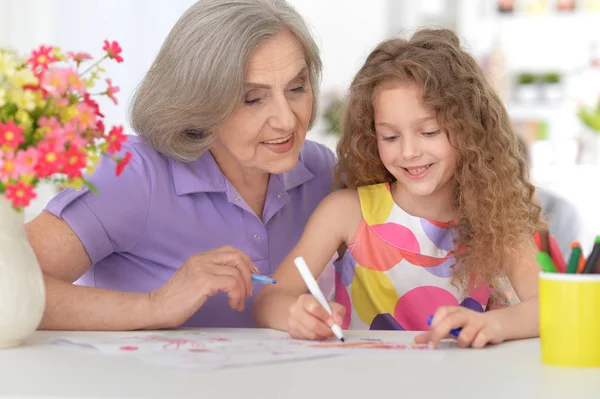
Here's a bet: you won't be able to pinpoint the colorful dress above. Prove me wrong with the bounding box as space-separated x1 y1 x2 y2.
334 183 490 331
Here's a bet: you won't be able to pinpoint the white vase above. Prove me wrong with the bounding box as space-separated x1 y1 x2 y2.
0 196 45 348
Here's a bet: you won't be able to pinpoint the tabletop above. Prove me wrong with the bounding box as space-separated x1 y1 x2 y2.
0 329 599 399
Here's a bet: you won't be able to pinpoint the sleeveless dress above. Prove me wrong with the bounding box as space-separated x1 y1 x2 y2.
334 183 491 331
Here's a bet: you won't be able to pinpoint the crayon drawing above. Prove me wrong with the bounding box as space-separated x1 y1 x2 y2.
53 331 445 371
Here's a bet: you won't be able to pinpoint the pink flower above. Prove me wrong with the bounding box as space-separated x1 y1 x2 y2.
41 67 85 97
105 79 120 105
27 45 56 72
72 103 98 131
0 121 25 150
103 40 124 63
42 121 68 150
62 122 89 149
67 51 93 63
5 181 37 208
14 148 39 176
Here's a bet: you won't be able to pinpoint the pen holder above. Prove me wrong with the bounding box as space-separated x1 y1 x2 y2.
539 272 600 367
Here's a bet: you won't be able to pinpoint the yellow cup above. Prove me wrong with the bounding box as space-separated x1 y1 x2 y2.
540 272 600 367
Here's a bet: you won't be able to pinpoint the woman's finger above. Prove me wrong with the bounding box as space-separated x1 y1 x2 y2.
210 262 251 297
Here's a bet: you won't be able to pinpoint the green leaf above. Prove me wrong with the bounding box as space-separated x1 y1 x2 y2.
578 108 600 133
83 180 99 194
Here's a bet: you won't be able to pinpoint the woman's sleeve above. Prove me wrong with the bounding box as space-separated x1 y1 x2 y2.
44 142 152 264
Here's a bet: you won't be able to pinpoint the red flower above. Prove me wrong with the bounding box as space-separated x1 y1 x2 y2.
62 146 86 178
115 151 132 176
5 181 37 209
0 121 25 149
27 45 56 71
107 126 126 154
35 143 65 178
0 121 25 148
83 93 104 118
102 40 124 63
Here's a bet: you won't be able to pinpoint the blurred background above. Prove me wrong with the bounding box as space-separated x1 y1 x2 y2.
1 0 599 252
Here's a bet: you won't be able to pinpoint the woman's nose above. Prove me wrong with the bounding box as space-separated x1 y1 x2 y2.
269 97 296 132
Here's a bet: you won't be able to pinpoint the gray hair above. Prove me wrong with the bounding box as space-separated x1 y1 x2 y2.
129 0 322 161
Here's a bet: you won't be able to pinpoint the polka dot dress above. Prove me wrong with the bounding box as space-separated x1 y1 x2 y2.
334 183 490 331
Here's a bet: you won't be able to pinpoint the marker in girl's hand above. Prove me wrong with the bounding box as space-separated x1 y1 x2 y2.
427 315 461 338
251 274 276 285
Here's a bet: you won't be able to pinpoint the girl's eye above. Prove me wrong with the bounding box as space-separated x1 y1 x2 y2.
382 136 398 142
422 130 440 137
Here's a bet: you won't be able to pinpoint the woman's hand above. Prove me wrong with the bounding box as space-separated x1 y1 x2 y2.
149 246 257 328
414 306 505 349
287 294 346 340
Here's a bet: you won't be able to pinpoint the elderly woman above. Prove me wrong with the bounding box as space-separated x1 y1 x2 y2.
26 0 334 330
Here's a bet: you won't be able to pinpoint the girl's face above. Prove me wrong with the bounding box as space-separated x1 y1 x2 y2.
210 29 313 176
374 81 458 203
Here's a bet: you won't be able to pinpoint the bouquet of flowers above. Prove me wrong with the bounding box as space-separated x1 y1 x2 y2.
0 40 131 211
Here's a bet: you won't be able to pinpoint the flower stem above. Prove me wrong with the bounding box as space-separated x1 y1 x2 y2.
81 55 108 77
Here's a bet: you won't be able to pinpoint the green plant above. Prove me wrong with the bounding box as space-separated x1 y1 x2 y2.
517 72 537 85
541 72 561 84
322 95 345 135
577 100 600 133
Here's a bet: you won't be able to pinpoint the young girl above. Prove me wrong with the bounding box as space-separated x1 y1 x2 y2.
253 28 543 349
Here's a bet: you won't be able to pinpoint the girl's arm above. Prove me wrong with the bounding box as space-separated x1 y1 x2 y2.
485 237 541 340
253 189 362 332
418 236 541 348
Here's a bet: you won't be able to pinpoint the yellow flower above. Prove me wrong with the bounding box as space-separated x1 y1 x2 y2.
9 68 39 87
86 152 100 174
64 177 84 190
51 47 66 62
10 88 37 111
0 52 17 78
15 109 33 130
61 104 79 123
19 174 35 184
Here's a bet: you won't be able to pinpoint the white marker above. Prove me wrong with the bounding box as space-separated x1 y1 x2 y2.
293 256 345 342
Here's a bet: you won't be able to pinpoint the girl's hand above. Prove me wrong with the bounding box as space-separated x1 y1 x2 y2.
287 294 346 340
414 306 505 349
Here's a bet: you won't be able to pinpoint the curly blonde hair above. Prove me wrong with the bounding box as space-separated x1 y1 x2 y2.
335 28 543 288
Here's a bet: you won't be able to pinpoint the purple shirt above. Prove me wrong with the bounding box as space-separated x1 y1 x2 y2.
45 135 336 328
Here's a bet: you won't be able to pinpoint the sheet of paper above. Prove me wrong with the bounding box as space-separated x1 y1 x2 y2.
53 331 446 371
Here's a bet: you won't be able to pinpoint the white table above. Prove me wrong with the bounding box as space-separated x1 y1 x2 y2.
1 329 599 399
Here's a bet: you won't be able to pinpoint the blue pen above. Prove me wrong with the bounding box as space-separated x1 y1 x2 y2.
427 315 461 338
251 274 276 284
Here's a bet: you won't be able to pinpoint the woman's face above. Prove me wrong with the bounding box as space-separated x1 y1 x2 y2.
211 29 313 176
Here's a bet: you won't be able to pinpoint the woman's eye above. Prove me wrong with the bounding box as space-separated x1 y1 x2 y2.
290 86 305 93
244 98 261 105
